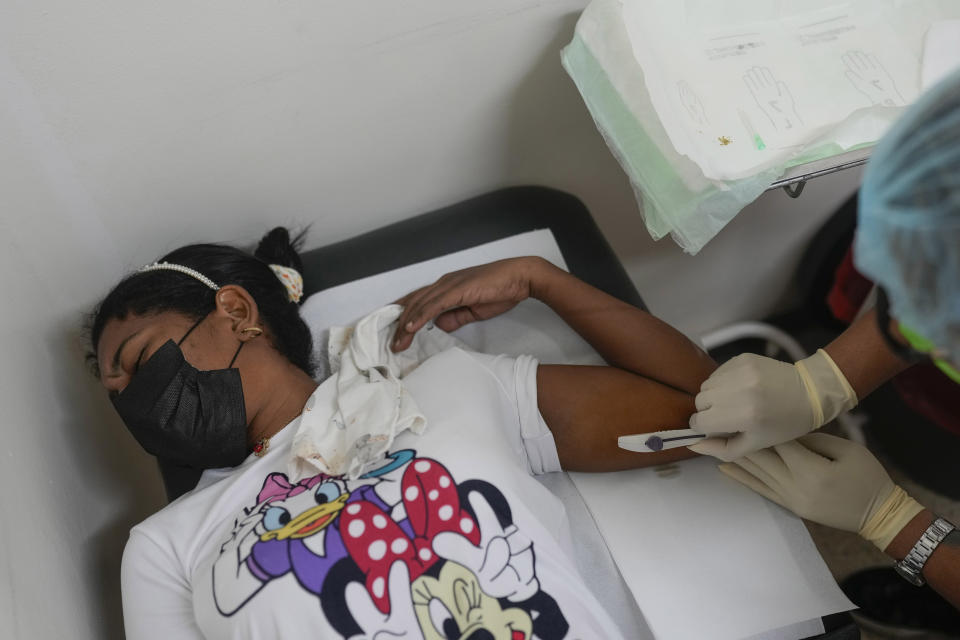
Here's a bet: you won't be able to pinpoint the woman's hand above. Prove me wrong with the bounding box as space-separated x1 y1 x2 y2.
391 257 553 352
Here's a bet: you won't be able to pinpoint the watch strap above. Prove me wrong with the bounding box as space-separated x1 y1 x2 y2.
894 517 955 586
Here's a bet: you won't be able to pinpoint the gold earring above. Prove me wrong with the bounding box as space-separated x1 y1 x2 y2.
240 327 263 338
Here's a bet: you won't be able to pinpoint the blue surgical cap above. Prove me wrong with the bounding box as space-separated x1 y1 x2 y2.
856 68 960 364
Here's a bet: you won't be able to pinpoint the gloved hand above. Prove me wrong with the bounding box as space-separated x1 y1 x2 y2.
689 349 857 461
718 433 924 551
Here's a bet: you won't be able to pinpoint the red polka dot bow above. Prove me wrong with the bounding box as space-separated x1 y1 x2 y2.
340 457 481 613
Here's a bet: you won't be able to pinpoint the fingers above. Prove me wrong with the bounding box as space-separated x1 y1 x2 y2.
483 536 511 575
391 259 533 351
432 491 501 565
432 531 476 566
434 307 478 333
468 491 504 543
688 437 729 459
386 559 414 613
740 448 788 487
725 454 776 489
760 66 775 86
503 525 533 555
391 287 423 308
690 390 743 435
691 388 727 420
407 289 461 330
392 273 486 351
718 462 785 507
398 285 452 335
793 432 852 461
772 437 830 470
692 388 715 413
744 66 777 89
391 285 434 348
392 280 462 351
698 353 755 392
777 81 793 103
688 408 705 431
688 434 747 461
842 51 864 72
345 580 382 623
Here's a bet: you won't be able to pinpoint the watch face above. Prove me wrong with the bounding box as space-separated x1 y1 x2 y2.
894 561 925 587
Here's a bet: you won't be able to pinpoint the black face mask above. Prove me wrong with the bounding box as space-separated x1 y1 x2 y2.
111 319 249 469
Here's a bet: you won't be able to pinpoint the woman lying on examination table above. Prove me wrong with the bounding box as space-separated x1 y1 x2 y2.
89 228 716 640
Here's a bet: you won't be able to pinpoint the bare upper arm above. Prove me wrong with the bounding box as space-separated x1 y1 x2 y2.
536 364 700 472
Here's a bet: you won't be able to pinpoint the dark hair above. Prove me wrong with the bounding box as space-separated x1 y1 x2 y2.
87 227 315 377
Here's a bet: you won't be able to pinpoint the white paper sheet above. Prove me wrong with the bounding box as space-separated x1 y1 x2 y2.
621 0 920 180
570 458 853 640
922 20 960 89
300 231 854 638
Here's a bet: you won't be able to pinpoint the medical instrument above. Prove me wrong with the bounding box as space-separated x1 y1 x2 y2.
618 428 709 453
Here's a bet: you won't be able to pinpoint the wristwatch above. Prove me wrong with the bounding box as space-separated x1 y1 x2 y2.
894 517 955 586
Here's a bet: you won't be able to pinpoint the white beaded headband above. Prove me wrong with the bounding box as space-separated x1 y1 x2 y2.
137 261 303 302
138 262 220 290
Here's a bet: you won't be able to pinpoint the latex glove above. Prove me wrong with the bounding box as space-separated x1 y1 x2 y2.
719 433 924 550
689 349 857 461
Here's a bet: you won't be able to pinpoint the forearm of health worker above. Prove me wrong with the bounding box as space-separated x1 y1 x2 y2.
822 308 912 398
719 433 960 608
689 309 911 461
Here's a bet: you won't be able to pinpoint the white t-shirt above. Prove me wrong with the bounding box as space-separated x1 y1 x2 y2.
121 348 625 640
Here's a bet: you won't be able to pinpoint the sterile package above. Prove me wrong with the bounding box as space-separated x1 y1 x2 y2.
562 0 960 253
301 231 854 639
623 0 919 182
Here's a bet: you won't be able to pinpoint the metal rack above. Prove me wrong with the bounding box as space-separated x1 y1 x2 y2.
767 147 872 198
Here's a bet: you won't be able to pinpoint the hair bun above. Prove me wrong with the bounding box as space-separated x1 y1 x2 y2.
254 227 306 274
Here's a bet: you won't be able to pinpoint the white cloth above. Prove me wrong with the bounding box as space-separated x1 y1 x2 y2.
289 304 463 481
121 348 619 640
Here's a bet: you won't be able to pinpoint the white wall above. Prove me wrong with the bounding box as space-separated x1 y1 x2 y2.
0 2 860 638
